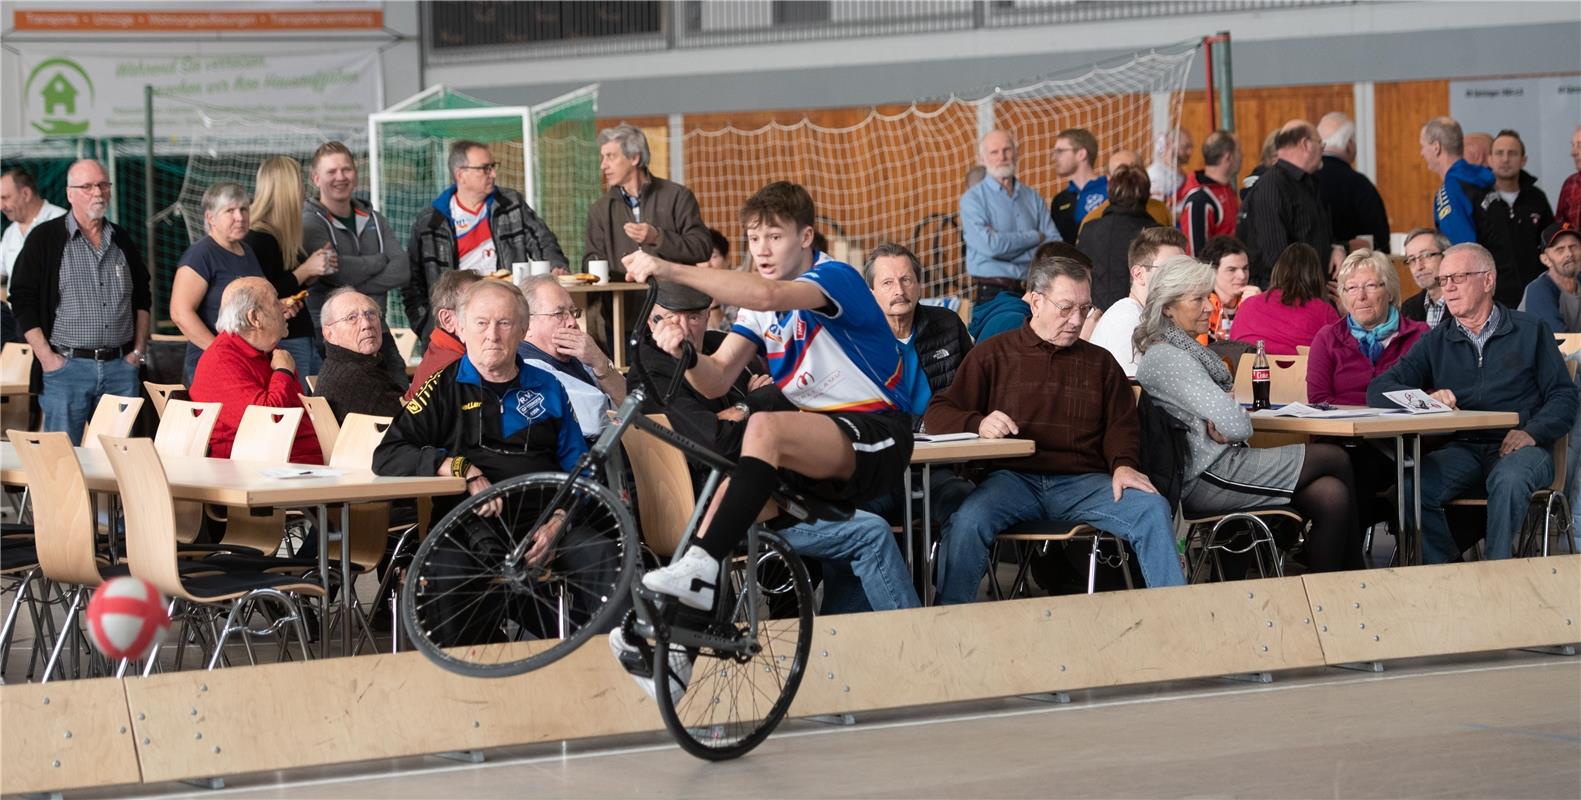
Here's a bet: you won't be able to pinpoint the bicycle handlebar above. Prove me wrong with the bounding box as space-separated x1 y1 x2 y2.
627 278 695 408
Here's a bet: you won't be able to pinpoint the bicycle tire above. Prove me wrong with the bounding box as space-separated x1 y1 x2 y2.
653 529 813 761
400 471 638 678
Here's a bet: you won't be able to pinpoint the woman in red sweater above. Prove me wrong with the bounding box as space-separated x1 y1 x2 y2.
188 276 323 464
1228 242 1340 355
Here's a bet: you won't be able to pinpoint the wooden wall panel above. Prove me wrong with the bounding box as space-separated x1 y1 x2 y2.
0 677 142 795
1374 79 1449 234
1176 83 1355 174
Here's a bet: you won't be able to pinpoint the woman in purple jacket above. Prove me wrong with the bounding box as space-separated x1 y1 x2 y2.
1307 249 1428 406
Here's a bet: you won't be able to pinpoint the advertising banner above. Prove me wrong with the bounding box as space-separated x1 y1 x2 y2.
1449 75 1581 195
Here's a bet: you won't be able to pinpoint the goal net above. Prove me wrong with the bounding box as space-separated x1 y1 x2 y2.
672 41 1200 301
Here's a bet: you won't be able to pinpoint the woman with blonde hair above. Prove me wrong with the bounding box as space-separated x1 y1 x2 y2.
1307 249 1427 406
1135 255 1362 573
247 155 335 381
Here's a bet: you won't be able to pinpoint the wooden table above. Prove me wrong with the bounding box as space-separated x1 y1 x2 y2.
1249 409 1519 565
904 437 1036 603
0 443 464 656
564 282 651 371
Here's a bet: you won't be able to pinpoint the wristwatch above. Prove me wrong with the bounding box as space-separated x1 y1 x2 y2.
732 402 751 417
593 358 615 379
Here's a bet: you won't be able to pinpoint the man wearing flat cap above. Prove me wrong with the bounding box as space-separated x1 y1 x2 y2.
629 281 781 459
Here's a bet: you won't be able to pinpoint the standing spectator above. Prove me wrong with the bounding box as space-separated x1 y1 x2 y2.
188 277 321 464
315 288 406 421
1480 130 1555 307
1307 250 1429 406
1420 116 1494 246
1228 242 1341 355
1239 129 1280 199
1146 129 1192 206
1176 130 1242 256
1079 150 1172 233
1555 124 1581 230
9 159 148 444
1369 244 1577 563
1195 235 1261 345
404 140 567 337
302 141 410 383
0 168 66 287
1049 128 1107 244
1237 120 1342 287
1463 132 1493 167
959 129 1059 306
1315 112 1391 254
1519 222 1581 333
404 269 480 399
1076 165 1162 310
170 182 266 384
1088 228 1188 376
247 156 335 386
584 124 712 279
1400 227 1451 328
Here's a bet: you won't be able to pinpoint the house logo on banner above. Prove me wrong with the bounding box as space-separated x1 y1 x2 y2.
23 57 95 136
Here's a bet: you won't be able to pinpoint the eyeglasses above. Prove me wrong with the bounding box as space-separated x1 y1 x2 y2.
1031 292 1094 319
1437 270 1490 286
68 182 113 194
1342 281 1385 295
330 309 382 326
531 307 582 320
1404 251 1443 266
457 163 499 173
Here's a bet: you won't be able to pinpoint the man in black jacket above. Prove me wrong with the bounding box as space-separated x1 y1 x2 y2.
9 159 149 444
1480 130 1555 307
403 140 568 337
1315 112 1391 254
1236 120 1343 287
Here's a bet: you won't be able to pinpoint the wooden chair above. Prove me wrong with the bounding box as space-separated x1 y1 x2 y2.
211 405 308 556
391 328 419 363
1232 352 1308 405
81 394 144 450
100 436 324 671
328 414 413 651
305 374 319 393
301 395 340 458
619 413 695 560
153 399 220 458
1 342 35 437
990 522 1133 598
143 382 187 418
1557 333 1581 357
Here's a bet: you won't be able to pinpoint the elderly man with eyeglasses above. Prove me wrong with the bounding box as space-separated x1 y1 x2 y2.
516 274 625 438
1400 227 1451 328
1369 242 1578 563
314 287 408 421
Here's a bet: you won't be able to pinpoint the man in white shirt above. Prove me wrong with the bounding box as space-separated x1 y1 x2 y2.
0 169 67 290
1088 227 1188 376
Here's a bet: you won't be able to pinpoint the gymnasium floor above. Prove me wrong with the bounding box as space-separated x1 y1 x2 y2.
75 650 1579 800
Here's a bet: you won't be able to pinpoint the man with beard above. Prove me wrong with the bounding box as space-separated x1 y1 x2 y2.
1520 222 1581 333
960 129 1060 307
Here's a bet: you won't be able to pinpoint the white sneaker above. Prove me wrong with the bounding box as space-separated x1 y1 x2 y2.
607 628 691 702
641 546 719 610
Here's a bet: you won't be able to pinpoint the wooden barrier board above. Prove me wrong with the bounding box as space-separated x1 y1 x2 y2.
1303 556 1581 664
0 677 142 795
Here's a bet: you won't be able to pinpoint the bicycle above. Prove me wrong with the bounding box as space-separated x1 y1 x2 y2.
401 279 839 760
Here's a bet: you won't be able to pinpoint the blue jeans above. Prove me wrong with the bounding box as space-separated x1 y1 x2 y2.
936 470 1185 605
1419 441 1553 563
774 510 920 615
276 336 321 393
40 354 140 445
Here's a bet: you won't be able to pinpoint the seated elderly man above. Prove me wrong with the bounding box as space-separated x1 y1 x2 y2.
629 281 919 615
405 269 480 398
189 276 322 463
517 274 626 437
315 288 407 421
1369 243 1578 562
374 279 620 645
923 256 1185 604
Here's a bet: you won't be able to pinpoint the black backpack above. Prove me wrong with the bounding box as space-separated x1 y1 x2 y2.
1135 389 1188 514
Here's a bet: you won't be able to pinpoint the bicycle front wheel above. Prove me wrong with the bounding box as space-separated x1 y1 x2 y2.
654 529 814 761
400 472 638 678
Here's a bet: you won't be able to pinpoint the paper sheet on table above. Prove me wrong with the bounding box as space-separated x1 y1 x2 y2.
915 432 980 443
261 467 345 479
1382 389 1453 414
1252 403 1394 419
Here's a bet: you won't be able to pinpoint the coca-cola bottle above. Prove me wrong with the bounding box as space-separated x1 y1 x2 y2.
1250 339 1271 410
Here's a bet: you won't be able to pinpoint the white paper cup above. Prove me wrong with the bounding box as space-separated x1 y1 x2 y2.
511 262 531 285
530 260 552 276
587 260 610 284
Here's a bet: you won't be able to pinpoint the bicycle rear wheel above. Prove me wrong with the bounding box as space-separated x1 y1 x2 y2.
654 529 813 761
400 472 637 678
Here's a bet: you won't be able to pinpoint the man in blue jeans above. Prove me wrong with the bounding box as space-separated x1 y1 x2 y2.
1369 243 1578 562
8 159 149 444
922 256 1185 604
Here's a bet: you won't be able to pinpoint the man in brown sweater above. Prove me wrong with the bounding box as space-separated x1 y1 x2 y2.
923 256 1185 603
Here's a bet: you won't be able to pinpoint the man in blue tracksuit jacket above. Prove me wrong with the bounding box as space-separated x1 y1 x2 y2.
1368 243 1578 563
1421 116 1495 245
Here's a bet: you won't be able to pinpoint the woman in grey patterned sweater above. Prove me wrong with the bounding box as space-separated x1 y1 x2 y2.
1134 255 1363 572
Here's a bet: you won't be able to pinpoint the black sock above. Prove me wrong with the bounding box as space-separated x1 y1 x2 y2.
696 457 779 560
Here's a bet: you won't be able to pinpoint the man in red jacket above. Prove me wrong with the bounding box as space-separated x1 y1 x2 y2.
189 276 322 464
403 269 480 401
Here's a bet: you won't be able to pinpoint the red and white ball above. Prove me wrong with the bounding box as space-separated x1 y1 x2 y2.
85 577 171 661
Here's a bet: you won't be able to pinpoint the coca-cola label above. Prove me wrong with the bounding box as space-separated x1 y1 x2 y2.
1252 368 1271 382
